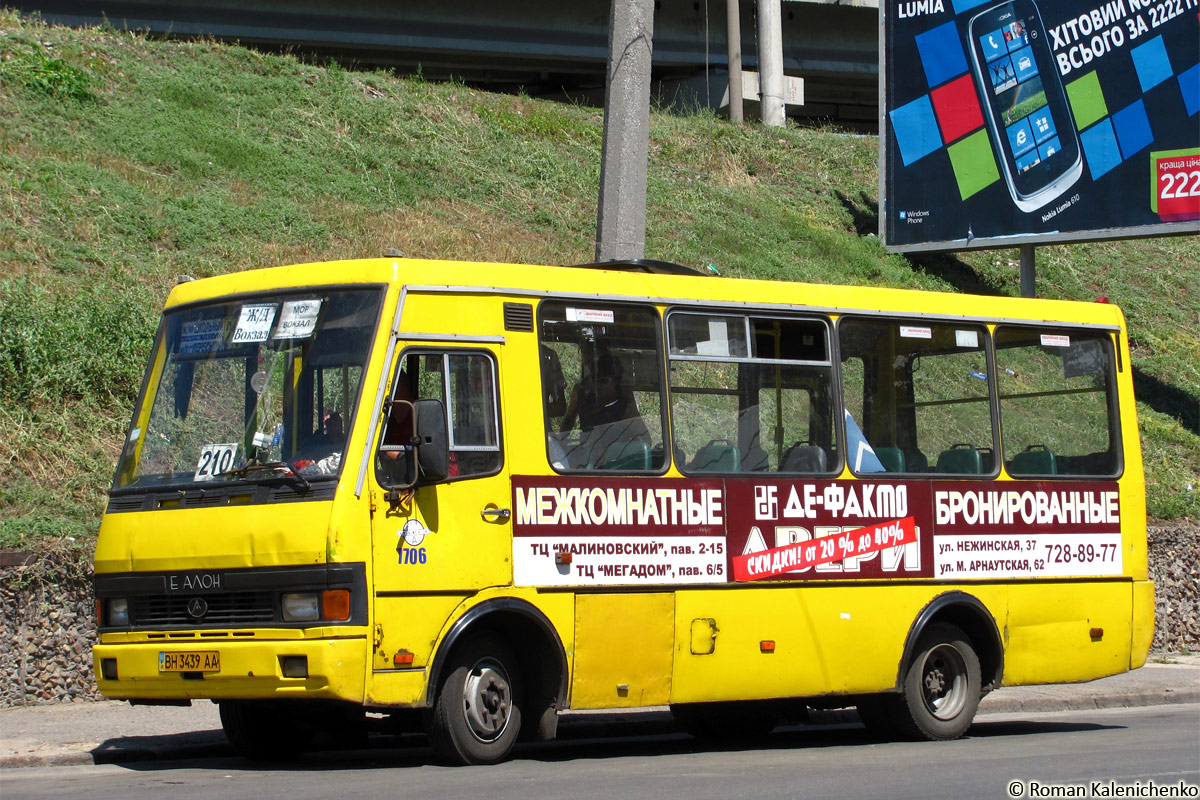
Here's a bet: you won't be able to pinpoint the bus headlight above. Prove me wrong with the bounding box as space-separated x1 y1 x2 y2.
281 593 321 622
108 598 129 626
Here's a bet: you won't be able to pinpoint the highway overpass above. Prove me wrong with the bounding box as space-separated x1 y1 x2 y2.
17 0 880 128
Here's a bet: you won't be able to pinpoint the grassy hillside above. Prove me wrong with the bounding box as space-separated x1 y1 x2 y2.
0 10 1196 550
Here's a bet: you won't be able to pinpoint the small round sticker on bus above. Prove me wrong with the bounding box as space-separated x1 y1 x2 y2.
400 519 429 546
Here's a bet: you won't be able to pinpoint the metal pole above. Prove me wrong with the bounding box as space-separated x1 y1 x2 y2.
727 0 743 124
757 0 785 126
1020 243 1036 298
595 0 655 262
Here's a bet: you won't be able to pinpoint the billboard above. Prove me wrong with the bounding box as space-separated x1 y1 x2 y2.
881 0 1200 252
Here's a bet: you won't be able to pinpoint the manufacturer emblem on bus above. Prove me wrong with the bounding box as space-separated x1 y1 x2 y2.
186 597 209 619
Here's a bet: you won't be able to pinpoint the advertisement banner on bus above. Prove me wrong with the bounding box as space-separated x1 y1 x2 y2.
880 0 1200 251
512 476 1122 586
512 476 729 586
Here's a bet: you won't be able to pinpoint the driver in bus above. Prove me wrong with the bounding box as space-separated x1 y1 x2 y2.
560 349 649 467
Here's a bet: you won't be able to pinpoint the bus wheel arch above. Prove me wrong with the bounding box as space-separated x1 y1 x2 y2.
426 598 568 754
426 630 523 764
899 591 1004 694
858 592 1003 741
892 621 982 740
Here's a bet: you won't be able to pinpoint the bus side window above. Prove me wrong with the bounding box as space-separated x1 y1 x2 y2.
376 351 502 484
995 327 1119 477
538 302 667 472
839 354 888 473
839 318 994 476
668 312 837 474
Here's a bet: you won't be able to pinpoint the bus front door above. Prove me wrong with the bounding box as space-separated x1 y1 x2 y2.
367 347 512 702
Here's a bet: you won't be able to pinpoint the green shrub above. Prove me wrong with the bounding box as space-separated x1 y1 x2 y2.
0 280 157 407
0 42 93 102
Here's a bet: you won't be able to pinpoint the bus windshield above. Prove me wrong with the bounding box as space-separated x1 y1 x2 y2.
113 287 383 491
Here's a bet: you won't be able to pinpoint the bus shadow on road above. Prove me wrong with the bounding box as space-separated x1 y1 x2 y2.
91 730 232 765
103 716 1124 772
964 718 1124 739
520 717 1124 764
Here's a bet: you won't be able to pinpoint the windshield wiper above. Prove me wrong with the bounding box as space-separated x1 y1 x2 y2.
219 461 312 493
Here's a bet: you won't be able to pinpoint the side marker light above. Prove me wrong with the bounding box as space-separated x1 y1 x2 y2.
322 589 351 621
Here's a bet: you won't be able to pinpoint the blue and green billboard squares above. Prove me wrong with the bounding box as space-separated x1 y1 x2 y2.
882 0 1200 251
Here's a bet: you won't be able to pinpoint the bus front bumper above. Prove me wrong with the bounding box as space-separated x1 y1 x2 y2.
93 636 367 702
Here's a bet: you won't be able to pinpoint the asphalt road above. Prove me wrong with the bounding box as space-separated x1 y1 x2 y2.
3 704 1197 800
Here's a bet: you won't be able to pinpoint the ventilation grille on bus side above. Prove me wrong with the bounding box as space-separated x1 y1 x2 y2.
503 303 534 332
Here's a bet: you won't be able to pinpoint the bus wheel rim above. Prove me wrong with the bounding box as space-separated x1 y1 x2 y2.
461 657 512 742
921 643 968 720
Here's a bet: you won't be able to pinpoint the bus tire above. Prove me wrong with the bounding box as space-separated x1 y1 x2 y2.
893 622 981 741
427 633 523 765
218 700 314 761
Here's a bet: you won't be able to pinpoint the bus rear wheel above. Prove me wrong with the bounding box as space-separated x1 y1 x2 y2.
219 700 315 761
427 633 523 765
893 622 981 741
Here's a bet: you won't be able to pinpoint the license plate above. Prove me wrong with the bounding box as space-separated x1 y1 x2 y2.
159 650 220 672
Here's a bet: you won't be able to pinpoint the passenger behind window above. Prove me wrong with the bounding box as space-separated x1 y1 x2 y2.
560 349 650 469
295 412 345 475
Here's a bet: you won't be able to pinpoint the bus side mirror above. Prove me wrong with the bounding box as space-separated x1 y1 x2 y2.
413 398 449 484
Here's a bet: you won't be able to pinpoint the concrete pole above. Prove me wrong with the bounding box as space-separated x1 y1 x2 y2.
595 0 655 262
1020 243 1036 297
757 0 785 126
727 0 743 124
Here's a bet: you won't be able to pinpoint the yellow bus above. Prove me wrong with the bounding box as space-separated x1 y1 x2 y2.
93 257 1153 764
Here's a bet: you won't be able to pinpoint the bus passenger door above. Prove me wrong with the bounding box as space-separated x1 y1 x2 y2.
367 347 511 687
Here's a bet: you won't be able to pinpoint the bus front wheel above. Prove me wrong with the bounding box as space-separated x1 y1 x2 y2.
894 622 981 741
427 633 523 765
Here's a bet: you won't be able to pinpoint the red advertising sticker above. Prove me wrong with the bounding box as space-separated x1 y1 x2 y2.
1153 150 1200 222
733 516 918 582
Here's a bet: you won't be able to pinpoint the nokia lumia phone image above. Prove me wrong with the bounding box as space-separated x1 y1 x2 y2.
968 0 1082 213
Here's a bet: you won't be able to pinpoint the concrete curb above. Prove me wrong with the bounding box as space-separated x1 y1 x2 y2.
1 733 232 769
978 689 1200 714
2 750 95 769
